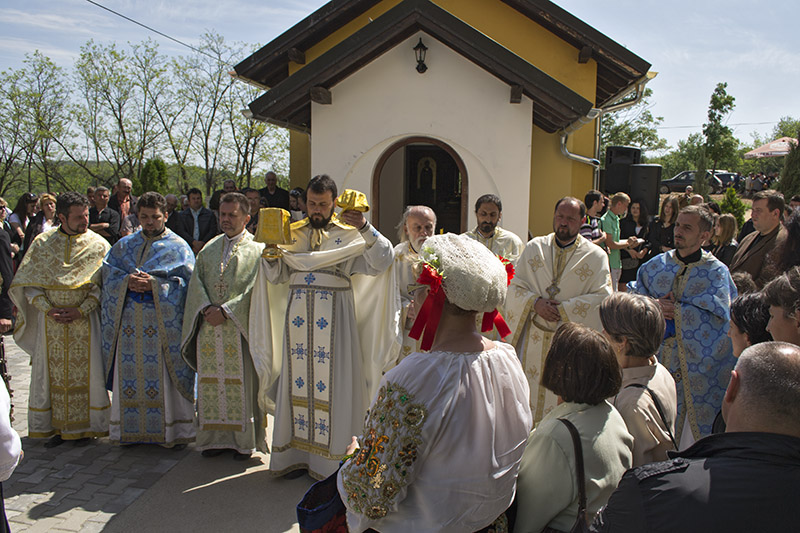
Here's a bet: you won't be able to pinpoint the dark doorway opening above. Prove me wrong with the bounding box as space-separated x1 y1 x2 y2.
373 137 467 242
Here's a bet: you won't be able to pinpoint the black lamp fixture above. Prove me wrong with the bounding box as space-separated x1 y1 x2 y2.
413 38 428 73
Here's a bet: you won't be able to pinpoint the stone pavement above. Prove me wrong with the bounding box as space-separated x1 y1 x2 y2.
2 336 313 532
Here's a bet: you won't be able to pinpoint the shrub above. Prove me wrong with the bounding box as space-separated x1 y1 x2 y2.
720 186 746 229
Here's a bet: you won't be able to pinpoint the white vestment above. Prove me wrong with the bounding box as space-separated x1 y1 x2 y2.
463 226 525 264
338 343 532 533
393 241 423 363
505 234 612 425
252 218 399 479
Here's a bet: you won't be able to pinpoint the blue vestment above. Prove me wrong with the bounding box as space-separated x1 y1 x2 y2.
629 250 736 441
101 228 196 444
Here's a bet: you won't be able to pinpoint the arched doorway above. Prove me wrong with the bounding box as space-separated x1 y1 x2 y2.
372 137 468 244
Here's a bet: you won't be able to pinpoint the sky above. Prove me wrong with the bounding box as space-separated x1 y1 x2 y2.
1 0 798 152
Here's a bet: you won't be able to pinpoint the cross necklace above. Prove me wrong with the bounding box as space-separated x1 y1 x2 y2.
214 237 245 299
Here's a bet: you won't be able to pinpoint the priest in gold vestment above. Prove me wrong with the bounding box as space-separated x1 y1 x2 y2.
505 197 612 425
182 193 269 459
10 192 111 447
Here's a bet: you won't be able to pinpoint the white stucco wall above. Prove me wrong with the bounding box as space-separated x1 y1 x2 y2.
311 31 533 239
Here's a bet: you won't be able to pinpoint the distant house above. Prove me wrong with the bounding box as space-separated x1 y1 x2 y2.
234 0 651 239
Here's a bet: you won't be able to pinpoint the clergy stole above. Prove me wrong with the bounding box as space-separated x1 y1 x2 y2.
285 270 347 455
42 287 93 432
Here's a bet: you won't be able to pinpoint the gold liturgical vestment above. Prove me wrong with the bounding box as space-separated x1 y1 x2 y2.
10 228 111 439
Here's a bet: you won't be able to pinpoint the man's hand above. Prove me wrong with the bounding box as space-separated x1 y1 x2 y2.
340 210 366 230
203 306 226 327
192 240 205 254
658 291 675 320
534 298 561 322
0 318 11 333
127 271 153 293
47 308 82 324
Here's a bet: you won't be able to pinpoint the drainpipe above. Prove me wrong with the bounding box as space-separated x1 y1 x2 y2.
559 73 655 189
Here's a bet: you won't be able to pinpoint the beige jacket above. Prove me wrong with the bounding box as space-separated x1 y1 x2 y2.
613 362 678 467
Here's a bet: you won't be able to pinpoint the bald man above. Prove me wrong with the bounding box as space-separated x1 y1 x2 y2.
593 342 800 532
108 178 137 221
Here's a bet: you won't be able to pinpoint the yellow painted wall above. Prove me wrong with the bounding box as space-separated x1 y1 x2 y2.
528 122 597 237
289 130 311 187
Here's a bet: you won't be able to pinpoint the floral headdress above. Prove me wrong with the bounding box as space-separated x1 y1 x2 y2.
408 235 514 351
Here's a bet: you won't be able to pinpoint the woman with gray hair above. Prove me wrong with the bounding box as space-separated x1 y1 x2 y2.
600 292 678 466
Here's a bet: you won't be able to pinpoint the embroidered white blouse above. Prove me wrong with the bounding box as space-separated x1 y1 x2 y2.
337 342 533 533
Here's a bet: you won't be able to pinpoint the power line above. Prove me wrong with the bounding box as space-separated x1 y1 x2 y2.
657 121 778 130
84 0 221 63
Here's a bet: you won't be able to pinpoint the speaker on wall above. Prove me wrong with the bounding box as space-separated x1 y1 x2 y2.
628 164 662 216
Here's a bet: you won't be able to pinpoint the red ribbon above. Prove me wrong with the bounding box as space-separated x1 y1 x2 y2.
409 264 445 351
481 309 512 339
498 255 515 285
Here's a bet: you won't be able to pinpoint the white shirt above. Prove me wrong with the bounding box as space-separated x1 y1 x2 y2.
338 342 532 533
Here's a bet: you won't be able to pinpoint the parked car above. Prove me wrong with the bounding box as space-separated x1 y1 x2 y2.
714 172 740 188
659 171 723 194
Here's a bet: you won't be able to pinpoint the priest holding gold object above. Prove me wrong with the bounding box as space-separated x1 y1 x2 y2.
250 175 399 480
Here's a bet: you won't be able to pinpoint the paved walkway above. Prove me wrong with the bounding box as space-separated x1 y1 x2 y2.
2 337 314 532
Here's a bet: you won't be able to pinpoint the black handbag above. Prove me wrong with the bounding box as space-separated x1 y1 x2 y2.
541 418 590 533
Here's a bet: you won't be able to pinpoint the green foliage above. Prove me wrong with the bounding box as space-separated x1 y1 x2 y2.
720 187 746 229
138 157 168 195
772 116 800 140
702 82 736 173
600 88 668 165
694 148 710 199
649 133 704 179
778 136 800 198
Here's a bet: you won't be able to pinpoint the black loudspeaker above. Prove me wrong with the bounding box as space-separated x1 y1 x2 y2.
606 146 642 166
629 164 662 216
603 146 642 195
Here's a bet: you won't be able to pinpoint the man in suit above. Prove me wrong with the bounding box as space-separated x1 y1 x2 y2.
729 190 786 289
258 171 291 211
180 188 218 254
108 178 138 221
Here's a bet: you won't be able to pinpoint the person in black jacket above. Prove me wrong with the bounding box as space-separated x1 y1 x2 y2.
88 186 120 244
179 188 218 254
258 171 291 211
591 341 800 533
0 228 13 333
165 193 191 242
107 178 138 221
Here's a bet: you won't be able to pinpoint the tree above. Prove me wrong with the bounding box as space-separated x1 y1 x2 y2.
138 157 168 195
702 82 736 174
771 116 800 140
600 88 668 166
694 148 710 199
720 186 746 229
18 52 71 193
178 32 237 196
649 133 705 179
778 135 800 199
0 67 28 193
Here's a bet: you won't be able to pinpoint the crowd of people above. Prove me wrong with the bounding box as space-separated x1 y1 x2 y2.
0 173 797 532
